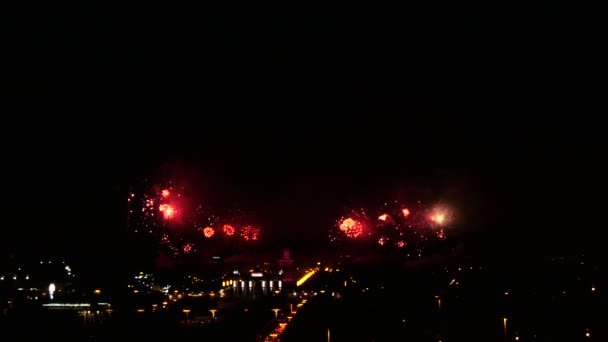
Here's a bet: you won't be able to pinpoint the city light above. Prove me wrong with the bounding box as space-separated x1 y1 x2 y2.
43 303 90 308
209 309 217 318
297 269 317 287
49 283 56 300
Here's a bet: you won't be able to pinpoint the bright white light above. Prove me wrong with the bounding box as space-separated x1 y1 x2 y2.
49 283 56 300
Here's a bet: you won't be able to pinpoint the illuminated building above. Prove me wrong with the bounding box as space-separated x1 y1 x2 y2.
230 250 294 298
278 248 295 285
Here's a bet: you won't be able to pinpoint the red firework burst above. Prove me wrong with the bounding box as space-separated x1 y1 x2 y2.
240 225 260 241
339 217 364 238
223 224 235 236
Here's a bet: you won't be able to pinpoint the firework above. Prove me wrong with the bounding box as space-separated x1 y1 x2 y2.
378 213 392 222
183 243 194 254
240 225 260 241
339 217 365 238
128 176 263 259
331 199 454 254
223 224 235 236
159 204 177 220
203 227 215 238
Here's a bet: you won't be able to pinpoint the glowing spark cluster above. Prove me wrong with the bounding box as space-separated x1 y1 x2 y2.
223 224 235 236
127 178 263 258
159 204 176 219
339 217 365 238
330 199 454 253
240 225 260 241
203 227 215 238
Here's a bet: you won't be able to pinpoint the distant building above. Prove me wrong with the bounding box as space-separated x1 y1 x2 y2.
278 248 295 284
231 267 283 298
229 249 295 298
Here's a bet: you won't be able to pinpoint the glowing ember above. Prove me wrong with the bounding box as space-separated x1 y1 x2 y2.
183 243 193 253
161 189 170 198
378 237 387 246
402 208 410 217
203 227 215 238
223 224 235 236
397 240 406 248
378 214 389 221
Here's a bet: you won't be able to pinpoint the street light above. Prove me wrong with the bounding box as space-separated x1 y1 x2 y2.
272 308 281 319
49 283 56 300
209 309 217 319
435 295 441 312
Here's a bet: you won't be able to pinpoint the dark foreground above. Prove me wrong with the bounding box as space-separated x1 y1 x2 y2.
2 256 606 341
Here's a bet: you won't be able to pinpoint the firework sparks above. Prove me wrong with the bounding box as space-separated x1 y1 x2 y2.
430 214 445 224
183 243 194 254
332 199 453 252
223 224 235 236
241 225 260 241
437 229 446 239
203 227 215 238
159 204 176 219
339 217 364 238
161 189 170 198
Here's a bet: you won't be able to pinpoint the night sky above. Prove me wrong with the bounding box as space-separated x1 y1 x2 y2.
3 3 604 263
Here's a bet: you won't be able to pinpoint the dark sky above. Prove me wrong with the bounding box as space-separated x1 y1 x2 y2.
3 3 604 261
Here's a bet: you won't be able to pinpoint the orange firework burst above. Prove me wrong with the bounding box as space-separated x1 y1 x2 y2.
203 227 215 238
430 214 445 223
339 217 364 238
161 189 170 198
159 204 176 219
402 208 410 217
223 224 235 236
